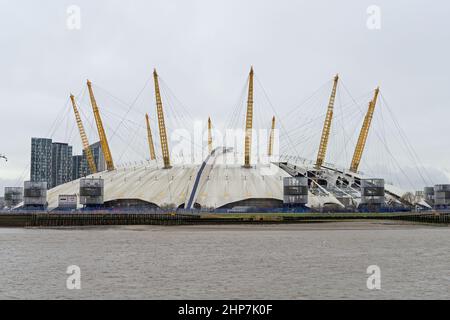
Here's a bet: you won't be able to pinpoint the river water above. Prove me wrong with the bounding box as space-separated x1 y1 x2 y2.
0 221 448 299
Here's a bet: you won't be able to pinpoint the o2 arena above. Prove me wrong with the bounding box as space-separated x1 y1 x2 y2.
24 68 436 212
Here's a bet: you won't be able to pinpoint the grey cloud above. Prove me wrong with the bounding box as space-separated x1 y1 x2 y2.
1 0 449 194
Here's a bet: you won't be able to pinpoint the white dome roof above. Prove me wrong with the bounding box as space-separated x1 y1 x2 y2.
46 148 344 210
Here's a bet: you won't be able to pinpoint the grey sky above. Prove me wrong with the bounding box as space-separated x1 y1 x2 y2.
1 0 449 192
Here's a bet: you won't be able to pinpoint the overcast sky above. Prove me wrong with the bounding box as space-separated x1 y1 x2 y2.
1 0 449 192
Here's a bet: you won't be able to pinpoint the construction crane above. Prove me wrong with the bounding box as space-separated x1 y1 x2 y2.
244 67 254 168
153 69 171 169
145 113 156 161
87 80 115 171
315 74 339 170
349 87 380 173
268 116 275 157
207 117 213 154
70 94 97 174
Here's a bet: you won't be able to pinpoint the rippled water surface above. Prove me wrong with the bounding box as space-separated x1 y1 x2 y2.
0 221 449 299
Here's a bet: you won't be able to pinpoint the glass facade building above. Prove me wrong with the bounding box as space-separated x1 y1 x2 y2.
31 138 105 189
51 143 73 188
87 141 106 173
30 138 53 185
72 155 88 180
31 138 74 189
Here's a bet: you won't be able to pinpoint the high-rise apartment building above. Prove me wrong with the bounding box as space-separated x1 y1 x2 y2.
31 138 74 189
31 138 105 188
30 138 53 184
71 141 106 179
72 155 88 180
51 143 73 188
88 141 106 173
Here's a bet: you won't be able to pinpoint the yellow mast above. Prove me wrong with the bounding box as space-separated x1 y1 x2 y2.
153 69 171 169
244 67 254 168
315 74 339 169
268 116 275 157
70 94 97 174
350 87 380 173
207 117 213 154
145 113 156 161
86 80 115 171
